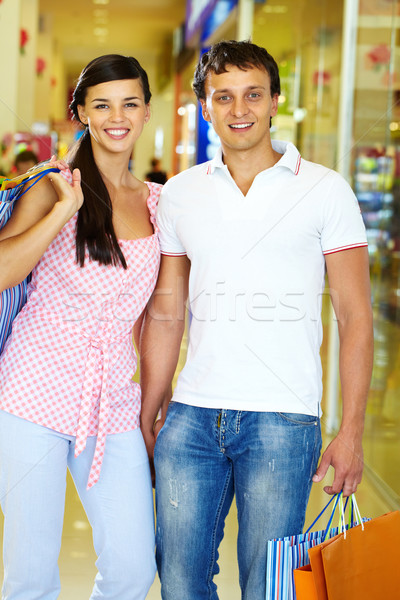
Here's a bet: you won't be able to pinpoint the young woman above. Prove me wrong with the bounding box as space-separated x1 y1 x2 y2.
0 55 161 599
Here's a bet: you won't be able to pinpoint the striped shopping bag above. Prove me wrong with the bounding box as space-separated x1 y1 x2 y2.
0 165 59 353
265 494 343 600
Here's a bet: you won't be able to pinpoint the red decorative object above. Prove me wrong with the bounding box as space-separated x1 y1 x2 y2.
366 44 391 67
20 28 29 54
36 57 46 76
312 70 332 86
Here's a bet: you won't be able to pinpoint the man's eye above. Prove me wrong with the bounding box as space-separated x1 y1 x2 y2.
218 96 230 101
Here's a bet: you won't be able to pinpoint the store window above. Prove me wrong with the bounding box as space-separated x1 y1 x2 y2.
353 0 400 502
253 0 344 167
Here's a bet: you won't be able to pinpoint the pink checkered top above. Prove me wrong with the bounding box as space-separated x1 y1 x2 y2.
0 181 162 488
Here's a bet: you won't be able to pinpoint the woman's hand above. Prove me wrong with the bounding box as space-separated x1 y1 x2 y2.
47 155 73 184
48 154 69 171
48 168 84 219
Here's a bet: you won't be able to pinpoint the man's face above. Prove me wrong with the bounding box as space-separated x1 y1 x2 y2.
200 65 279 155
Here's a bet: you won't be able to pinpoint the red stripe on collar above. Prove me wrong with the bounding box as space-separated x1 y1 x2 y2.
294 155 301 175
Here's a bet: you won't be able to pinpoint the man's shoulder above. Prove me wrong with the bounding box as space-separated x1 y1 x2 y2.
298 157 347 189
164 161 210 190
299 155 332 177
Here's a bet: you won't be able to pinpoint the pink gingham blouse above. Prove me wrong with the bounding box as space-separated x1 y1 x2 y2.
0 181 162 488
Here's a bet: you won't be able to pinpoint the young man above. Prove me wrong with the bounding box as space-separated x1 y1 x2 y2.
140 40 373 599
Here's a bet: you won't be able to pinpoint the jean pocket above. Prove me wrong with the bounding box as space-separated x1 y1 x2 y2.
276 412 319 426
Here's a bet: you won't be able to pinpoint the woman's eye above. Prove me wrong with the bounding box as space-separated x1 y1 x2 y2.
94 104 108 109
125 103 138 108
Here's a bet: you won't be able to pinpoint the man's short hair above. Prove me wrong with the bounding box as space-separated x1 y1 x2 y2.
192 40 281 101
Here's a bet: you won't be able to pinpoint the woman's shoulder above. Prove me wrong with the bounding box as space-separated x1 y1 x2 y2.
0 176 57 242
145 181 163 211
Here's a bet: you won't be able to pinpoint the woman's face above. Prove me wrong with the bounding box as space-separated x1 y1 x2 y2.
77 78 150 156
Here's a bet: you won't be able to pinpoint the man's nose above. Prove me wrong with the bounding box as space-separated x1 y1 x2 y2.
231 97 249 117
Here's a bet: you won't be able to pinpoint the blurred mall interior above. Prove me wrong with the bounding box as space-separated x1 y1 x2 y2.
0 0 399 597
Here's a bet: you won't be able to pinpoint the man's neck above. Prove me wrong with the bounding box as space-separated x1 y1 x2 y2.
221 144 282 196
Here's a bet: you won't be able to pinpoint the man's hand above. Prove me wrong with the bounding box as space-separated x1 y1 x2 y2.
141 395 169 486
141 420 157 486
312 431 364 496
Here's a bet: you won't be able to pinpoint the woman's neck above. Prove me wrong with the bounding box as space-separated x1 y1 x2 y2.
92 146 135 189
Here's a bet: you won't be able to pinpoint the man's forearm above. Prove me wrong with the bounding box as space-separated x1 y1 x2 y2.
337 310 373 438
140 310 186 430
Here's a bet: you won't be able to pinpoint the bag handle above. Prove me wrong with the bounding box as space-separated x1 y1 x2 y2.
305 492 357 541
305 492 342 536
0 165 59 193
342 494 364 539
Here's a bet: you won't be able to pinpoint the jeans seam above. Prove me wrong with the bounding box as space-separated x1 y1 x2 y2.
275 411 319 426
207 463 233 596
236 411 242 434
308 421 322 481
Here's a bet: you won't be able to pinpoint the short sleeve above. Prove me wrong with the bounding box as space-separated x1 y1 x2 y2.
321 172 367 255
156 185 187 256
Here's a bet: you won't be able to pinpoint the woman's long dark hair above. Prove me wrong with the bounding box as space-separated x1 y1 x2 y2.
68 54 152 268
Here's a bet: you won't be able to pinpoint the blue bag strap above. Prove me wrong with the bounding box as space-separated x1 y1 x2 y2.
17 167 60 199
304 492 341 534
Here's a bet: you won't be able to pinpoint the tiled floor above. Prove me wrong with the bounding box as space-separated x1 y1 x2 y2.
0 288 399 597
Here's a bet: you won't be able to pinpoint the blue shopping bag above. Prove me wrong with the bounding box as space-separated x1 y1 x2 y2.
265 494 345 600
0 166 59 353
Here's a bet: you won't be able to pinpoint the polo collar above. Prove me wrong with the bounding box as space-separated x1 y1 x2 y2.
271 140 302 175
206 140 301 176
207 147 224 174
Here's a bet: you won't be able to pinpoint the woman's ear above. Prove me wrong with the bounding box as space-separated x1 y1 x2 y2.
77 105 88 125
144 104 151 123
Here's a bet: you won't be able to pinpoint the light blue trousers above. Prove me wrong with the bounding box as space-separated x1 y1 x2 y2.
0 410 156 600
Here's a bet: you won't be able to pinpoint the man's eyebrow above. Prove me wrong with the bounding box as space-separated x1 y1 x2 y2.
212 85 266 93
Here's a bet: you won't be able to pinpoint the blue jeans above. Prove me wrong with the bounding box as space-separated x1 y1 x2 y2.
154 403 322 600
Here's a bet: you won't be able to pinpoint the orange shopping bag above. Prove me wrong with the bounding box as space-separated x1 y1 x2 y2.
293 493 353 600
292 564 317 600
307 529 342 600
321 508 400 599
298 493 367 600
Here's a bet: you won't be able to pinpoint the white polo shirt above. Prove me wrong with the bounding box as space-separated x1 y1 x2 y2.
157 140 367 415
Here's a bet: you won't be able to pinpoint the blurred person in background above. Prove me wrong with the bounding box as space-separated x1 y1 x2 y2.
12 149 39 176
146 156 168 184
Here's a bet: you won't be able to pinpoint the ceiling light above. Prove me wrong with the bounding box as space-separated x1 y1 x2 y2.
93 27 108 36
262 5 288 13
93 0 109 5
